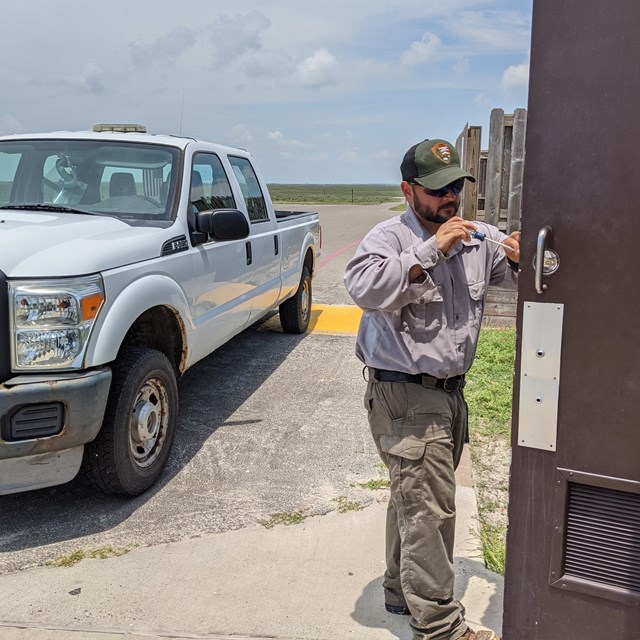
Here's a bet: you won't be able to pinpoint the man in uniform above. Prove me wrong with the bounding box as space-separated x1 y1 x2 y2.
344 138 520 640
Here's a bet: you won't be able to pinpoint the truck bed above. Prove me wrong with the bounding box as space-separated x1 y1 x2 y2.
274 209 317 221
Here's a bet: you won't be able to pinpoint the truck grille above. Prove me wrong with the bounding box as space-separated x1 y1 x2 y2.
0 270 9 384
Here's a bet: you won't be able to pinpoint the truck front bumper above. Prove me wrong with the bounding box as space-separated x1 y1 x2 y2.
0 368 112 494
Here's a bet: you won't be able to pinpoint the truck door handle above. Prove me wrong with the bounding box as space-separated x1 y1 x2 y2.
246 241 252 265
274 236 279 255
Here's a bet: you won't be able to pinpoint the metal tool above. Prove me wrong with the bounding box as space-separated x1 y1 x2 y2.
469 229 515 252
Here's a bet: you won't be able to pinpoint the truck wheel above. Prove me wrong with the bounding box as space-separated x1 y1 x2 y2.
279 267 312 334
82 347 178 497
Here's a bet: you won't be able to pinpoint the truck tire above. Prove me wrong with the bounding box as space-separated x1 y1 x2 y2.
279 267 312 333
82 346 178 496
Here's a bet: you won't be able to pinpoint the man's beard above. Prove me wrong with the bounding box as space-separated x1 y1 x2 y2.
413 199 460 225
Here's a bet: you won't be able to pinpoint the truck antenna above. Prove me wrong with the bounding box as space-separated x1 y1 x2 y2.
179 94 185 136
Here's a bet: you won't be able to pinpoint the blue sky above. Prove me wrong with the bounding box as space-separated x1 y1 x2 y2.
0 1 532 183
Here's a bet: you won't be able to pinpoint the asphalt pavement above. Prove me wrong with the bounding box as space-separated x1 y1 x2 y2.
0 204 504 639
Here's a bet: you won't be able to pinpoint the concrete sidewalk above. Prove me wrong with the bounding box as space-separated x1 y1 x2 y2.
0 447 503 640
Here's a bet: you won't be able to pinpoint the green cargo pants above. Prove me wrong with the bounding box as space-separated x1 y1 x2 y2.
364 376 469 640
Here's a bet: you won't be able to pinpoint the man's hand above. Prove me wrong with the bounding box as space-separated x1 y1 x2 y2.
434 217 477 255
503 231 521 263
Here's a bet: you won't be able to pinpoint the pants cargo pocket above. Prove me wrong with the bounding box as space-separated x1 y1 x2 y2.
384 415 456 520
379 434 427 461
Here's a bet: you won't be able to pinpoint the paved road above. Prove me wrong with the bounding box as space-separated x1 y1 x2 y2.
0 203 397 575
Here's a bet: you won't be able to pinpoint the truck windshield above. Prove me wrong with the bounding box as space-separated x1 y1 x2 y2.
0 139 180 224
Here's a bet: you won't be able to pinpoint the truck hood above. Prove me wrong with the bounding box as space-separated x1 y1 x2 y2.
0 210 179 277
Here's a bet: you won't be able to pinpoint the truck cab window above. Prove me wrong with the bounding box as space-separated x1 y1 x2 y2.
228 156 268 223
190 153 235 212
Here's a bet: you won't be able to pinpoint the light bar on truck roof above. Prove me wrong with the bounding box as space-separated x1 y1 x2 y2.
92 123 147 133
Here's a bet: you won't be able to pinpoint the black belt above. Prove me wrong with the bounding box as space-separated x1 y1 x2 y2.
369 367 466 392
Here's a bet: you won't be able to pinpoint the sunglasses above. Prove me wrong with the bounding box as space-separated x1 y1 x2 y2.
411 178 465 198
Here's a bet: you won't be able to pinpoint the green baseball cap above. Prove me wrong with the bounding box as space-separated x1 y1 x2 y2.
401 139 475 189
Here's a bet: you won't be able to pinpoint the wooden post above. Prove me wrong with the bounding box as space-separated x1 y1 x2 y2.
462 126 481 221
456 124 482 220
456 125 469 216
507 108 527 233
485 108 505 227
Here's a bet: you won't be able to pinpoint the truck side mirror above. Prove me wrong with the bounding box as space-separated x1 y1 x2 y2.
195 208 250 242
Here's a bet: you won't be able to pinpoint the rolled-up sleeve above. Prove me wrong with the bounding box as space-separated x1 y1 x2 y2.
344 226 445 312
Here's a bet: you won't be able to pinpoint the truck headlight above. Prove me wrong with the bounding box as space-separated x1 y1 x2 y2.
9 276 105 370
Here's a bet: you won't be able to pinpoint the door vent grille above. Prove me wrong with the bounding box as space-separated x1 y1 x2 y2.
565 483 640 593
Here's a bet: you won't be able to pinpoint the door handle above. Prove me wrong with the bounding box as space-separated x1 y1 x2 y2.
535 226 552 294
246 241 252 265
274 235 279 255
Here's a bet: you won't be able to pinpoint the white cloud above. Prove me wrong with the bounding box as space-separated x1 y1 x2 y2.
267 131 304 147
0 115 24 135
502 62 529 88
204 11 271 63
450 11 531 53
454 57 469 75
27 62 105 95
75 63 105 94
474 93 490 106
303 152 330 162
130 25 197 68
401 32 442 67
293 49 337 88
341 148 361 163
229 124 254 146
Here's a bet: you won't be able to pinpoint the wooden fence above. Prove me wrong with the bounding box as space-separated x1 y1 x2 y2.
457 108 527 233
456 108 527 327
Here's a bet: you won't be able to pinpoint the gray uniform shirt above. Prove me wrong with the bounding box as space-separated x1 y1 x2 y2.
344 208 513 378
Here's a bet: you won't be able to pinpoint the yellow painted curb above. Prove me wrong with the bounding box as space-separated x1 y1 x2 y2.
309 304 362 335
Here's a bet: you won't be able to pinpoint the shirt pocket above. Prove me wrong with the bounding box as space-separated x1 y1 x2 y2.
468 278 486 326
401 285 444 334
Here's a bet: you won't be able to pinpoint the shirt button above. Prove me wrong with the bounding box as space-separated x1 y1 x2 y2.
418 298 425 304
458 345 464 352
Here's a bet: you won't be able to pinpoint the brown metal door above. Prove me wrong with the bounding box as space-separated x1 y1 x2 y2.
503 1 640 638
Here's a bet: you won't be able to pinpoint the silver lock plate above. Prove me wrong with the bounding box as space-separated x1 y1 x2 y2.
532 249 560 275
518 302 564 451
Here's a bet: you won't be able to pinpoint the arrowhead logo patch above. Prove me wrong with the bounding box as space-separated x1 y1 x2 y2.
431 142 452 164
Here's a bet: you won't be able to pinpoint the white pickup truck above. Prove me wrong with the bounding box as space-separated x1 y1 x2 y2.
0 124 320 497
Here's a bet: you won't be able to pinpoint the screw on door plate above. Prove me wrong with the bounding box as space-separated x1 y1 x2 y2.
535 397 542 404
536 349 545 358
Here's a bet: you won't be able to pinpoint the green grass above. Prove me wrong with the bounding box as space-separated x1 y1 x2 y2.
333 496 365 513
48 546 136 567
478 521 508 574
260 511 307 529
466 327 516 436
268 184 403 205
355 478 391 490
466 327 516 574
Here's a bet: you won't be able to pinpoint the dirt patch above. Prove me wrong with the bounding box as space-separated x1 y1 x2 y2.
469 432 511 531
